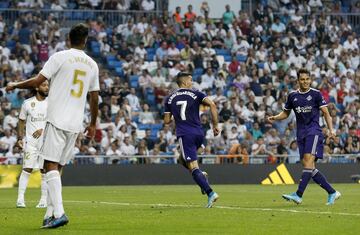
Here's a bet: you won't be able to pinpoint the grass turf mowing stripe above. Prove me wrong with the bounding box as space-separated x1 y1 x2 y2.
63 200 360 217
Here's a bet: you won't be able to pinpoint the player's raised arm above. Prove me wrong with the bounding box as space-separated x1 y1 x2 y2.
202 97 220 136
320 106 335 138
6 74 47 92
268 109 291 122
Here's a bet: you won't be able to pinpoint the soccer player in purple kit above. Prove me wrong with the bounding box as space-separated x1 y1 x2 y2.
268 68 341 205
164 72 220 208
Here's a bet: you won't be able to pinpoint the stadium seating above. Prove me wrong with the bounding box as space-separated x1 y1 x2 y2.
130 75 140 88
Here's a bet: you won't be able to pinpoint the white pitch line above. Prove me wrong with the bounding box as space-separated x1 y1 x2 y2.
64 200 360 217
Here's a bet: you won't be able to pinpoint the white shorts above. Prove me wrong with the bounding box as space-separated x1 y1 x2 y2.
23 145 42 169
41 122 79 166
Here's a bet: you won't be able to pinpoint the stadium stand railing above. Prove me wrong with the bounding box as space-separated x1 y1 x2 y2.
1 8 359 29
1 154 359 165
0 9 159 27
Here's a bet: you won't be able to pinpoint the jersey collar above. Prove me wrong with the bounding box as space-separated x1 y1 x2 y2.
297 88 311 94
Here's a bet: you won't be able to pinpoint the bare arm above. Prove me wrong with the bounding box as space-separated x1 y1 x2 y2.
268 110 291 122
17 119 25 140
89 91 99 127
202 97 220 136
85 91 99 138
16 119 25 149
320 106 335 138
163 112 172 124
6 74 47 92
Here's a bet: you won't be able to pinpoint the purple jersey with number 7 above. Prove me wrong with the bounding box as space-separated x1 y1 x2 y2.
164 88 206 137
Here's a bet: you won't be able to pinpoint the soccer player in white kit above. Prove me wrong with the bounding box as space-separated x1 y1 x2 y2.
6 23 99 229
16 80 49 208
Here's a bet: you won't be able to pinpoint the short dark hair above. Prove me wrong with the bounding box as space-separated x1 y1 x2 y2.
69 23 89 46
297 68 310 78
176 72 192 86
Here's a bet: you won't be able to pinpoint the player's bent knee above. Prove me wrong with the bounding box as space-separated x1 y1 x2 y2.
187 160 199 171
302 154 315 168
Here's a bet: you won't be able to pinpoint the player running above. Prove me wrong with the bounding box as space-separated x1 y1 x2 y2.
16 80 49 209
164 72 220 208
268 68 341 205
6 23 99 228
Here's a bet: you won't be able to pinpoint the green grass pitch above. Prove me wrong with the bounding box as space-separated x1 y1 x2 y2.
1 184 359 234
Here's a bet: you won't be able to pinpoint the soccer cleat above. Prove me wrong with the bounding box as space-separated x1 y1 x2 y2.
41 214 69 229
16 200 26 208
326 191 341 205
206 192 219 208
282 192 302 204
42 216 54 226
36 200 47 208
201 171 209 195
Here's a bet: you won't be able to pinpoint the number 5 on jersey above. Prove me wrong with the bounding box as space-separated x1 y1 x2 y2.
176 101 187 120
71 69 86 98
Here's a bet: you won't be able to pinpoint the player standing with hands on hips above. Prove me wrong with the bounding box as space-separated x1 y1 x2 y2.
164 72 220 208
16 80 49 209
6 23 99 228
268 68 341 205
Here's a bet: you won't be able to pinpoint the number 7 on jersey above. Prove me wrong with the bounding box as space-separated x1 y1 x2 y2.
176 101 187 120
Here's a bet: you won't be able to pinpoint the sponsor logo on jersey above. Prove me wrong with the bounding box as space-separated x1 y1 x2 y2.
295 106 313 113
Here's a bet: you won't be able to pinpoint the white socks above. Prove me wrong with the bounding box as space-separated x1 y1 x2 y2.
18 170 30 201
44 186 54 219
40 174 48 201
46 170 64 218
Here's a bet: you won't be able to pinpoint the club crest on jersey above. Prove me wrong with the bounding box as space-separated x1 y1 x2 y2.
31 102 35 108
306 95 312 101
293 98 298 102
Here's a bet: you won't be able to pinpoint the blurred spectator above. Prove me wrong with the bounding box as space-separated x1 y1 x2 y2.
139 104 155 124
222 5 236 26
141 0 155 11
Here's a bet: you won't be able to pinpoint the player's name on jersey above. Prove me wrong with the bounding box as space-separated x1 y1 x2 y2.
69 56 94 69
168 90 197 104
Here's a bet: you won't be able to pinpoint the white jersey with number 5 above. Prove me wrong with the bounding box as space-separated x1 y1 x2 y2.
19 96 48 149
40 48 99 133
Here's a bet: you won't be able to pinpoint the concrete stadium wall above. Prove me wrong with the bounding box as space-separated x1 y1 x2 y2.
62 164 360 186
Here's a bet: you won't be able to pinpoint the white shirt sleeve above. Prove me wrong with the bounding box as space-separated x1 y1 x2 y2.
19 102 27 120
89 64 100 92
40 54 61 80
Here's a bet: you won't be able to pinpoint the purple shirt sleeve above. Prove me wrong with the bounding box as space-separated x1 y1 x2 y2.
195 90 207 103
284 93 293 110
164 96 170 113
317 91 328 108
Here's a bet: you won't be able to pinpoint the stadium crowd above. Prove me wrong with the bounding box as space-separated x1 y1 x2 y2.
0 0 359 165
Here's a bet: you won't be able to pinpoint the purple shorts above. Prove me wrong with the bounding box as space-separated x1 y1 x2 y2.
297 134 324 159
178 135 204 162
